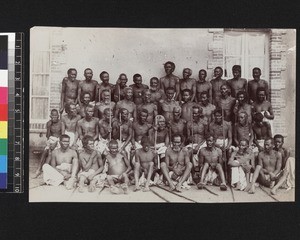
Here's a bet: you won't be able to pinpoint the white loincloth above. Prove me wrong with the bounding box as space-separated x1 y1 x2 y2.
155 142 167 158
252 139 264 153
261 110 274 134
95 138 109 154
78 169 95 178
76 139 100 152
204 167 218 185
42 163 72 186
283 157 295 189
215 139 228 148
65 131 75 146
45 136 60 150
231 163 247 190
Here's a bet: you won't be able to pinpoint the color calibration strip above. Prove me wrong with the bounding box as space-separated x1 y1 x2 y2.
0 35 8 189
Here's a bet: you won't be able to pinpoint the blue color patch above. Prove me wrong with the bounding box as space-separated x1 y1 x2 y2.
0 155 7 172
0 173 7 189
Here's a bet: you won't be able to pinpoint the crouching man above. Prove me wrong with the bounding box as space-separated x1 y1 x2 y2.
197 135 227 191
160 134 192 192
42 134 79 190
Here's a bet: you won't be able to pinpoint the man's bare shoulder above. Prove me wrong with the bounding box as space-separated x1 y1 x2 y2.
216 147 222 155
46 120 52 127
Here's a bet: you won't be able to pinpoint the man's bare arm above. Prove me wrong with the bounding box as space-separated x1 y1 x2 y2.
274 152 282 175
123 153 132 174
71 151 79 178
60 80 66 114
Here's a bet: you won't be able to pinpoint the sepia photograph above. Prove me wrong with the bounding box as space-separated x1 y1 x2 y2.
29 27 295 202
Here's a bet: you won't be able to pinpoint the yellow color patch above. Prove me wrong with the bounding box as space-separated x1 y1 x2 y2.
0 121 8 138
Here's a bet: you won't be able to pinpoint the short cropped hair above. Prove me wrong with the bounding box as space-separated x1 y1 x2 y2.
232 65 241 72
82 135 94 148
264 137 274 145
239 138 249 145
119 73 128 80
150 77 159 83
182 88 192 95
256 87 266 95
183 68 192 75
133 73 142 80
164 61 175 70
67 68 77 74
199 69 207 75
100 71 108 78
274 134 284 142
214 66 223 73
165 87 175 92
109 139 118 146
50 109 59 115
141 136 150 146
60 134 70 141
252 67 261 73
253 112 264 122
172 134 182 142
84 68 93 74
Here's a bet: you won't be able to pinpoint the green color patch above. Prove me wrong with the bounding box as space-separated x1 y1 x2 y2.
0 139 8 155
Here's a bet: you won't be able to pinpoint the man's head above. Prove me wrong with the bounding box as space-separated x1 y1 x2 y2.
183 68 192 80
199 69 207 81
274 134 284 150
238 139 249 153
166 87 175 101
205 135 215 148
101 89 111 102
232 65 241 79
173 106 182 121
172 134 182 152
252 67 261 81
213 109 223 124
103 107 113 121
141 136 151 152
84 68 93 81
200 91 209 106
100 71 109 84
143 89 151 103
256 87 266 102
82 135 94 151
236 91 246 104
150 77 159 90
108 139 119 155
67 68 77 81
156 115 166 130
192 106 202 121
238 111 248 125
182 89 192 103
253 112 264 124
120 108 129 121
139 108 148 124
85 104 94 119
164 61 175 75
133 74 142 88
220 83 230 97
118 73 128 87
264 137 274 153
60 134 70 150
214 67 223 79
82 92 91 105
124 87 133 100
66 103 77 117
50 109 59 123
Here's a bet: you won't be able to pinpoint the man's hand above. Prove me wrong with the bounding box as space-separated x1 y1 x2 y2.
87 174 95 181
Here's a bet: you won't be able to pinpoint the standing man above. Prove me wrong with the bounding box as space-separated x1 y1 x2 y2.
196 69 212 103
149 77 166 106
115 87 136 120
159 87 180 123
78 68 98 105
137 89 158 124
98 71 114 102
113 73 128 103
248 67 270 103
168 106 186 144
198 91 216 123
159 61 180 100
227 65 247 98
94 89 116 120
178 68 196 102
59 68 79 114
210 67 227 105
233 91 253 123
129 73 149 106
215 84 236 123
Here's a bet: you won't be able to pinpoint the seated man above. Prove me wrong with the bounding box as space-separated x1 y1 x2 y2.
137 89 158 124
197 135 227 191
78 68 98 105
42 134 78 190
98 71 115 102
196 69 212 103
247 67 269 103
226 65 247 98
129 73 149 107
271 134 295 195
233 91 252 123
160 134 192 192
228 139 254 191
169 106 186 144
79 92 93 118
149 77 166 107
244 138 282 194
133 136 157 192
233 111 254 147
105 140 132 194
94 89 115 120
115 87 136 120
113 73 128 102
159 87 180 122
198 91 216 123
78 136 105 193
178 68 196 102
181 88 199 122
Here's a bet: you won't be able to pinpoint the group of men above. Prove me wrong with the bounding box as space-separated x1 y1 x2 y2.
33 61 295 197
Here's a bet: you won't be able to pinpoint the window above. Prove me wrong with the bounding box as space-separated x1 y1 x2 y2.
223 30 269 81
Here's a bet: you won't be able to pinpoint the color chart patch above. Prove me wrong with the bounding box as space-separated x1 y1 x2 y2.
0 35 8 189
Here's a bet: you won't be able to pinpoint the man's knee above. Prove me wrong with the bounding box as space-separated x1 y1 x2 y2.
160 162 167 169
186 162 193 169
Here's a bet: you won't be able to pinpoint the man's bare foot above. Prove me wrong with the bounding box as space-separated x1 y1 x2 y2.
121 184 129 194
78 186 85 193
236 182 241 190
31 170 42 179
244 183 252 192
248 184 256 194
175 184 182 192
270 188 277 195
133 186 141 192
220 183 227 191
169 184 176 191
197 182 205 190
65 178 76 190
88 184 96 192
143 186 150 192
110 186 121 194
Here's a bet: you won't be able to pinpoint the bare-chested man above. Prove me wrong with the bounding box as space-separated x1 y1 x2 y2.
233 91 252 123
248 67 269 103
178 68 196 102
61 103 81 148
233 111 254 147
77 135 104 193
133 136 157 192
78 68 98 105
105 140 131 194
227 65 247 98
149 77 166 106
42 134 78 190
180 88 199 122
99 108 115 141
76 104 99 148
244 138 282 194
59 68 79 114
228 139 254 191
129 73 149 106
252 112 272 153
198 91 216 123
115 87 136 120
95 89 115 120
79 92 92 118
168 106 186 144
271 134 295 195
137 89 157 124
197 135 227 191
98 71 114 102
132 109 153 147
113 73 128 103
159 87 180 123
215 84 236 123
159 61 180 100
196 69 212 103
210 67 227 105
160 134 192 192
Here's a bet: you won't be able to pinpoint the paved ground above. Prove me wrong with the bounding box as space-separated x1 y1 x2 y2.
29 150 294 203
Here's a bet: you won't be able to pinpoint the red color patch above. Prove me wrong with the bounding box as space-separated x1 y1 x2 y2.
0 104 8 121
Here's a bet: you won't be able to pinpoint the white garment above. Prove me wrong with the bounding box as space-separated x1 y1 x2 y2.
231 164 247 190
